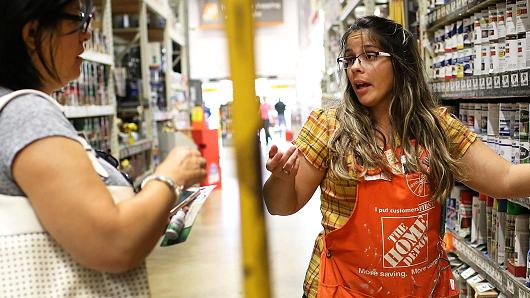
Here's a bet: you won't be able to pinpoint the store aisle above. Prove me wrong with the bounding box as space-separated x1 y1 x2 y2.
147 142 322 298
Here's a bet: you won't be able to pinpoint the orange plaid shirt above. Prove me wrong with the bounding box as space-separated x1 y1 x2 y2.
292 108 477 298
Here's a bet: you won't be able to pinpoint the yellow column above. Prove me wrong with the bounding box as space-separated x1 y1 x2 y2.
222 1 272 298
389 0 406 27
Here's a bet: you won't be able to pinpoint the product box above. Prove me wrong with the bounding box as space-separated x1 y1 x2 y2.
487 103 500 136
464 17 473 46
508 214 529 277
489 5 499 41
474 13 483 44
482 9 491 43
474 44 483 75
480 104 488 135
507 0 518 36
498 2 507 39
486 196 494 256
481 44 491 75
496 200 508 266
505 36 519 71
516 0 530 34
489 42 499 74
457 20 465 49
520 103 530 164
518 36 528 72
469 282 498 297
499 103 515 138
498 40 506 74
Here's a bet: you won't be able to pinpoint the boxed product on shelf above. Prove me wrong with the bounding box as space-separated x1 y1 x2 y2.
458 188 473 238
468 281 499 297
487 196 494 256
53 62 110 106
508 212 529 277
491 199 508 266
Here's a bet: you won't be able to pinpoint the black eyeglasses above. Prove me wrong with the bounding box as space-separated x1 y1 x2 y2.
59 11 93 33
337 51 391 69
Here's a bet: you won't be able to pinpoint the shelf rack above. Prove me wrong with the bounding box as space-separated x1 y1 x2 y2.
449 231 530 298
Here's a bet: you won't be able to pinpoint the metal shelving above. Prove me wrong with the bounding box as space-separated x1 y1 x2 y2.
450 231 530 298
119 139 153 159
80 51 114 65
427 0 497 32
433 70 530 101
64 105 115 118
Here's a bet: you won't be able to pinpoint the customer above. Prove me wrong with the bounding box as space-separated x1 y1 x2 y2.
263 16 530 297
260 97 272 145
0 0 206 296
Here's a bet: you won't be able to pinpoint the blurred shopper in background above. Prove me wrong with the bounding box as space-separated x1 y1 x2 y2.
274 98 287 138
260 96 272 145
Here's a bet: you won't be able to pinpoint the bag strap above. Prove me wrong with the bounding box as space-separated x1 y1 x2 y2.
0 89 64 113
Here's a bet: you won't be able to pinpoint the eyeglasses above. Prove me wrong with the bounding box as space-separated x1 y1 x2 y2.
337 51 392 69
59 11 93 33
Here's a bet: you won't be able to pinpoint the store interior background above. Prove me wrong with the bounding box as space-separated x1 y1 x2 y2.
64 0 530 296
148 1 330 297
147 1 394 297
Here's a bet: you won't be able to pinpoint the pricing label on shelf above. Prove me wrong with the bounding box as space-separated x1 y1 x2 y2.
521 71 529 86
461 267 476 279
521 289 530 298
494 76 501 89
511 73 520 87
476 282 495 293
506 278 515 294
502 74 510 88
468 274 484 284
473 78 479 90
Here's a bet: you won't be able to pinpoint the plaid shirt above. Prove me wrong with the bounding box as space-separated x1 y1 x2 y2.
292 108 477 298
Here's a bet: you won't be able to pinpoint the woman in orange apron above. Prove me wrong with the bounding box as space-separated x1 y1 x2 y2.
264 16 530 298
317 148 459 297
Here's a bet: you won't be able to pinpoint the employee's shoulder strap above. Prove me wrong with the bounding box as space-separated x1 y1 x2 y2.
0 89 64 113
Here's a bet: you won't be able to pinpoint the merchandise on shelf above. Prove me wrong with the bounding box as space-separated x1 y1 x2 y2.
115 46 142 108
428 0 530 99
53 62 110 106
85 6 110 54
219 103 233 146
70 116 112 152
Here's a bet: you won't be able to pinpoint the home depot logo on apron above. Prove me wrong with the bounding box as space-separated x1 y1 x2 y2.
317 147 459 298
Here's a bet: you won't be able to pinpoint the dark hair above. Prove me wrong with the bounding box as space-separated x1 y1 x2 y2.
0 0 91 91
329 16 460 203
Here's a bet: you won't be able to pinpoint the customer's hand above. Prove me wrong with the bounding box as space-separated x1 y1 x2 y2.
266 145 299 181
156 147 207 188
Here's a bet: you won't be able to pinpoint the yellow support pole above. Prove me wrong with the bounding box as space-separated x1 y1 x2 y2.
389 0 406 27
222 1 272 298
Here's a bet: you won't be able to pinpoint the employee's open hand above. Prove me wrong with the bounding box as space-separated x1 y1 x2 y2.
266 145 299 181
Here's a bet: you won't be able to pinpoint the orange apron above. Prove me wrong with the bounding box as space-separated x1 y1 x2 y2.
317 147 459 298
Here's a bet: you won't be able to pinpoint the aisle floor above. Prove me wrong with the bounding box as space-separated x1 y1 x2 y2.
146 140 322 298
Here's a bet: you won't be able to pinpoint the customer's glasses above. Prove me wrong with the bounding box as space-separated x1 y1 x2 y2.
337 51 391 69
59 11 93 33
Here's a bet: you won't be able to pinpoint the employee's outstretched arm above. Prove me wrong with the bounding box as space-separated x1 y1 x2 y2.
462 139 530 199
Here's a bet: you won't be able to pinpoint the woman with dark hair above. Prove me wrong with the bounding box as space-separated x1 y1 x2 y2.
0 0 206 296
264 16 530 297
